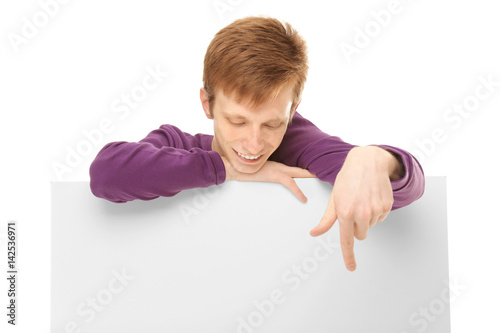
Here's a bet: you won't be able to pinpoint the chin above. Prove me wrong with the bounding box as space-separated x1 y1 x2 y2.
235 166 259 174
234 162 263 174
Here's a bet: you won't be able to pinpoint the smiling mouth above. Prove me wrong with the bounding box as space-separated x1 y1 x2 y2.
233 149 263 162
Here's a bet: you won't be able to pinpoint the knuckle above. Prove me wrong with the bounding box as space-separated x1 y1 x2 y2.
358 209 372 221
338 205 354 219
354 224 368 240
374 198 392 215
373 207 385 218
354 206 371 222
381 198 394 212
383 200 394 212
282 177 295 187
355 232 367 241
341 238 354 248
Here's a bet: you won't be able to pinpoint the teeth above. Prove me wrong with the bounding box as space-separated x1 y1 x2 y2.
237 151 260 160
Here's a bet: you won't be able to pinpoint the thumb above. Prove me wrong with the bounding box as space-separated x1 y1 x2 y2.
310 190 337 237
279 176 308 203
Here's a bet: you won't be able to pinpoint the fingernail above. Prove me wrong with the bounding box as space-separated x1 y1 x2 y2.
347 264 356 271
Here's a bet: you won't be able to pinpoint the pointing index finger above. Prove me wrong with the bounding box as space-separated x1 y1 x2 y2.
339 216 356 271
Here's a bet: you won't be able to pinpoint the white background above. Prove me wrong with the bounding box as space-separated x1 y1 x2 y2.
0 0 498 332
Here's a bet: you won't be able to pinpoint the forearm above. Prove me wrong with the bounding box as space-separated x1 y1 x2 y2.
89 141 225 203
269 112 424 209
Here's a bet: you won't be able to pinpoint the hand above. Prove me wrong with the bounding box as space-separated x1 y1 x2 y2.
220 155 316 203
309 146 399 271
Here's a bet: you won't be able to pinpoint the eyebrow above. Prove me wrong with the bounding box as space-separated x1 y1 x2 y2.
221 111 283 123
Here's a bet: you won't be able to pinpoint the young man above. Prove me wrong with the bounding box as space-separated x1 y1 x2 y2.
89 16 425 271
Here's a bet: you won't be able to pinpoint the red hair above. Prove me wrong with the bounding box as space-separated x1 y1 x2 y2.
203 16 309 123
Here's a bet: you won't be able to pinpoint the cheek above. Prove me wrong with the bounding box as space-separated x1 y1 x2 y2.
270 130 286 147
216 124 238 143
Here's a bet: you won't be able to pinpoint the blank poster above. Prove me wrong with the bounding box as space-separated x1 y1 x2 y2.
51 176 450 333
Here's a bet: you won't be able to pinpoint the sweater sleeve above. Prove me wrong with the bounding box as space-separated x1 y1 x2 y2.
269 112 425 210
89 125 226 203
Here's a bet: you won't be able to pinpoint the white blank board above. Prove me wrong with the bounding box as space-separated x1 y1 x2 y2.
51 176 450 333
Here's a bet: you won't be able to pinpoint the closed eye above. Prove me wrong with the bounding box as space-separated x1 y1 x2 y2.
229 120 281 129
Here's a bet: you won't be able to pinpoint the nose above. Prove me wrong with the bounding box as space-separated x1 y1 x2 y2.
243 126 265 154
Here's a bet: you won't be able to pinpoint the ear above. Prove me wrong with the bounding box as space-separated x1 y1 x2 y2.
287 101 301 126
294 100 301 112
289 100 301 119
200 87 212 119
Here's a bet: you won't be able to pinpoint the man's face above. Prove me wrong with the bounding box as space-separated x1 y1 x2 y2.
201 86 294 174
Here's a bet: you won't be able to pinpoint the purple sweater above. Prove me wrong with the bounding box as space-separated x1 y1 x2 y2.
89 111 425 207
